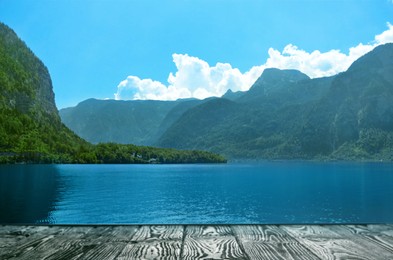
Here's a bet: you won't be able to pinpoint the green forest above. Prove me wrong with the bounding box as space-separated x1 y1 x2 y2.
0 22 226 164
0 108 226 164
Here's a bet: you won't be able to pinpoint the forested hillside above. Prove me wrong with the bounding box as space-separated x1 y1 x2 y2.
159 44 393 160
0 22 226 164
57 31 393 161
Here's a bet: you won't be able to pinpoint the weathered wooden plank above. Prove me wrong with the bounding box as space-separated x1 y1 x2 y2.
0 226 76 259
117 240 181 260
337 224 393 236
326 225 393 254
232 225 297 242
104 225 140 241
74 225 139 243
360 224 393 236
1 225 393 260
182 225 247 259
232 225 320 260
6 237 87 260
65 226 139 260
42 227 122 260
116 225 183 259
2 227 94 260
46 226 138 260
283 225 393 260
130 225 183 242
0 234 57 259
0 225 33 249
71 242 127 260
238 241 321 260
182 235 246 259
280 225 342 239
185 225 233 237
0 226 137 260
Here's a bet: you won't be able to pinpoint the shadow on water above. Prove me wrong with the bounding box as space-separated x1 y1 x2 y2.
0 164 61 224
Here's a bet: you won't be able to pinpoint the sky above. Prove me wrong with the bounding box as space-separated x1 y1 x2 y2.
1 0 393 109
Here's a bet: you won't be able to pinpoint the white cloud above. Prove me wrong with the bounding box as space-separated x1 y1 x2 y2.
263 43 375 78
115 54 264 101
115 23 393 101
375 22 393 44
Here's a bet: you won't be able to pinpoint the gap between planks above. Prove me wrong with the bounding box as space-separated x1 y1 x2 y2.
1 224 393 260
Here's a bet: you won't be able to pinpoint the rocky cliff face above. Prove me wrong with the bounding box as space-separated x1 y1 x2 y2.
0 22 86 162
0 22 58 122
0 22 226 164
301 43 393 157
158 44 393 160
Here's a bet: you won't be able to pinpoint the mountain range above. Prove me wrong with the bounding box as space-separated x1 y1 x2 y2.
61 43 393 161
0 22 225 164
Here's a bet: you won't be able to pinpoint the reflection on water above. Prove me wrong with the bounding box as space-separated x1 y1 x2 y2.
1 163 393 224
0 165 60 224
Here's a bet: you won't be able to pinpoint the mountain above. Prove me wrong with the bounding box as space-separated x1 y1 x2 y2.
0 22 89 163
158 44 393 160
60 98 182 145
56 38 393 161
0 22 226 164
240 68 310 99
153 98 207 141
157 68 332 158
301 43 393 159
59 98 208 145
158 98 244 151
221 89 245 101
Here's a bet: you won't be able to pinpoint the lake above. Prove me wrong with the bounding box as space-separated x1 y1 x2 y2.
0 162 392 224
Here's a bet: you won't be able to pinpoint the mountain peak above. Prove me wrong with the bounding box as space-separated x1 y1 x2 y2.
258 68 310 83
222 89 245 101
347 43 393 73
247 68 309 95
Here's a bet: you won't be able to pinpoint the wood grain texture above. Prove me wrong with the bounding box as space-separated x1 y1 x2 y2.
232 225 297 242
182 225 246 259
117 240 181 260
4 236 86 260
182 235 246 259
280 225 342 239
130 225 183 242
185 225 233 237
283 225 393 260
327 225 393 254
232 225 320 260
0 226 75 259
117 225 182 259
1 225 393 260
73 242 126 260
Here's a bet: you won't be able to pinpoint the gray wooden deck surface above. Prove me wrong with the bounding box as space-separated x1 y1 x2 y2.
1 224 393 259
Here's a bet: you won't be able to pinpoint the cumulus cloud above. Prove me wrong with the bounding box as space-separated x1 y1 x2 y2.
375 22 393 44
263 43 374 78
115 23 393 101
115 54 264 100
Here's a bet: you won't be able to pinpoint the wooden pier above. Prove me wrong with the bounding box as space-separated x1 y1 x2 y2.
1 224 393 259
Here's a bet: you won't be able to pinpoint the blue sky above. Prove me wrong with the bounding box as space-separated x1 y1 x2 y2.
1 0 393 108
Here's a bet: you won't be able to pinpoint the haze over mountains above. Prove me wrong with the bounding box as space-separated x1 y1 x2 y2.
60 44 393 161
0 22 225 164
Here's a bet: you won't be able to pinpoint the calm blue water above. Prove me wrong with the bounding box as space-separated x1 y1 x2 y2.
0 162 392 224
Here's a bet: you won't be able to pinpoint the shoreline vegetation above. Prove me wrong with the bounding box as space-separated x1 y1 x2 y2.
0 108 227 164
1 22 393 164
0 108 226 164
0 145 227 164
0 23 227 164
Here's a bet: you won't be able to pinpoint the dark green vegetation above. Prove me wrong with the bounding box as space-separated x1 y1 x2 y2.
59 98 206 145
0 22 226 164
159 45 393 161
62 44 393 161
